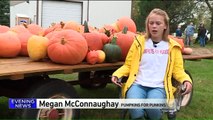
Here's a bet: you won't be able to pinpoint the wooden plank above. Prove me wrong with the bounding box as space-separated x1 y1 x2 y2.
0 57 124 80
1 54 213 80
183 54 213 60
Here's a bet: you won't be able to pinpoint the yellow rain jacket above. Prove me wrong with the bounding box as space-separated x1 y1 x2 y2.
112 35 192 104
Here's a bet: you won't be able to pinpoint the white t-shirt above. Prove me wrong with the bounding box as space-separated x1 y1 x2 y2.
135 38 169 88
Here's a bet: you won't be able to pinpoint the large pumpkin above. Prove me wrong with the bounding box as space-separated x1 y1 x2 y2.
48 29 88 65
115 27 136 60
0 31 21 58
0 25 9 33
116 16 137 33
103 37 122 63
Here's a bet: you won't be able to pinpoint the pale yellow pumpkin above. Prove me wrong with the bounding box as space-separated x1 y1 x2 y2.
27 35 49 61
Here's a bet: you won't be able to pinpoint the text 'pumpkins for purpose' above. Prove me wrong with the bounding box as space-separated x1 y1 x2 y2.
48 30 88 65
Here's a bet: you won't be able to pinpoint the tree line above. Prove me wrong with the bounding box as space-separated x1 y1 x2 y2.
132 0 213 41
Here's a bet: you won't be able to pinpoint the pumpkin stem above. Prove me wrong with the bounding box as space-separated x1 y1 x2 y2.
111 36 118 45
23 23 28 28
51 22 56 27
60 21 65 28
83 20 90 33
104 28 111 37
61 38 66 45
122 26 128 34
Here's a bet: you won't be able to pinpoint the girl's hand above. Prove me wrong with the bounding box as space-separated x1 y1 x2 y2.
111 76 123 87
182 81 192 95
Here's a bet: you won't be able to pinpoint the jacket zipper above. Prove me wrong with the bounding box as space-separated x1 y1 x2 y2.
135 36 142 61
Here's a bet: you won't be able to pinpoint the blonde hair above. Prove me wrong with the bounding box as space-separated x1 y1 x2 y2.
145 8 170 41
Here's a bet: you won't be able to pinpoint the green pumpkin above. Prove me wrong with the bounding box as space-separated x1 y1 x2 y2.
103 37 122 63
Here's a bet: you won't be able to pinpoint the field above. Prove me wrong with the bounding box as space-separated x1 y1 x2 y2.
0 43 213 119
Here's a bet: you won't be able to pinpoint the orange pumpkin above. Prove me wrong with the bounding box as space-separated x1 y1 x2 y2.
45 31 60 41
43 22 65 36
96 50 106 63
18 31 33 56
0 31 21 57
63 21 81 32
168 35 184 52
10 25 29 34
99 24 118 36
23 23 44 36
114 27 136 60
86 50 99 65
182 48 193 55
116 16 137 33
10 25 33 56
0 25 9 33
82 21 103 50
83 32 103 50
48 30 88 65
99 33 110 45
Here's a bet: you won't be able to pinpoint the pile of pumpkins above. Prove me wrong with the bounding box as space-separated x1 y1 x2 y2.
0 16 137 65
0 16 192 65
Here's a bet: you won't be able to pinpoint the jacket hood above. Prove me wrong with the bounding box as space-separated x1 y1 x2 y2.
168 38 183 49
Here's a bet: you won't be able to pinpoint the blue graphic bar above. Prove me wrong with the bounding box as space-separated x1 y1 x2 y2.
9 98 37 109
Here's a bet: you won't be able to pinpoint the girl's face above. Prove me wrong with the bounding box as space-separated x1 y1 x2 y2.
148 14 167 41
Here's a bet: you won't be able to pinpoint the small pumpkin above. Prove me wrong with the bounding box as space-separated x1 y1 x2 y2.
103 36 122 63
169 35 184 52
27 35 49 61
182 48 193 55
86 50 99 65
96 50 106 63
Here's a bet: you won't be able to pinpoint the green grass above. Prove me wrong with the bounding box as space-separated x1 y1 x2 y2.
1 58 213 119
